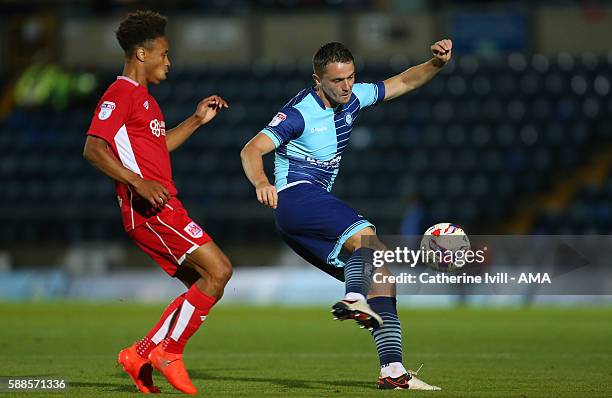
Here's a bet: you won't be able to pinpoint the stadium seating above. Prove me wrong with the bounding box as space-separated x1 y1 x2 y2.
1 53 611 242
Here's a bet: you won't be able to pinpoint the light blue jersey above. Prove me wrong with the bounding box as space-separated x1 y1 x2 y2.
262 82 385 192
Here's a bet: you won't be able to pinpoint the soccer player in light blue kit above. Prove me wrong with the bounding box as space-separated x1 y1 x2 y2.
241 40 452 390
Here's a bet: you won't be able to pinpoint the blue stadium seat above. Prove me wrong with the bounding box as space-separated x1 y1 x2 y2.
4 56 612 241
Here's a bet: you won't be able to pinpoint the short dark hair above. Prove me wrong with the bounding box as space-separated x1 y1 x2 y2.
115 10 167 56
312 42 354 76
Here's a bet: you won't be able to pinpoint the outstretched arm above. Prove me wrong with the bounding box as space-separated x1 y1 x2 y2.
383 39 452 101
165 95 228 152
240 132 278 209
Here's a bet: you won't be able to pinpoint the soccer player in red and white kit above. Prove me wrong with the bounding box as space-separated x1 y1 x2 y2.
83 10 231 395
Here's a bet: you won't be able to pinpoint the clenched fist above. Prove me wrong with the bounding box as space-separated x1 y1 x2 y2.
431 39 452 66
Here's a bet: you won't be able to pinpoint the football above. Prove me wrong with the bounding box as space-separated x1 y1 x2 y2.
419 223 471 272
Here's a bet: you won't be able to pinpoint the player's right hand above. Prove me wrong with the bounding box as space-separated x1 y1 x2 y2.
133 179 171 209
255 181 278 209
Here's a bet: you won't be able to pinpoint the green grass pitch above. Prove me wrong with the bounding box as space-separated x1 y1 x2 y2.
1 302 611 397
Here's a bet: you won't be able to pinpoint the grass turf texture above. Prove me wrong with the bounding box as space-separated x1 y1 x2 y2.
1 303 611 397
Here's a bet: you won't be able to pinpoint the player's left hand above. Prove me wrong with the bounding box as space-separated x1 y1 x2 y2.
431 39 452 65
194 95 229 125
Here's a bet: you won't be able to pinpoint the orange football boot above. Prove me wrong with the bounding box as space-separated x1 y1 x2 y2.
117 343 161 393
149 345 197 395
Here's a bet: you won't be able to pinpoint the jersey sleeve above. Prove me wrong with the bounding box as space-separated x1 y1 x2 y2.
352 82 386 108
262 107 305 148
86 89 132 144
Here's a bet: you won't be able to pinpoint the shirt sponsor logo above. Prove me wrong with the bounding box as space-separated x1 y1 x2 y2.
98 101 115 120
149 119 166 137
305 154 342 169
143 100 149 110
345 112 353 125
311 126 328 134
268 112 287 127
184 221 204 238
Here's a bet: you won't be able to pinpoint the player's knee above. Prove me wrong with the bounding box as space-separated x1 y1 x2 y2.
210 259 233 286
361 227 376 236
344 227 381 253
219 262 233 284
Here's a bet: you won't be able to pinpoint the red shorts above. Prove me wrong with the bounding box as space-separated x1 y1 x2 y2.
128 204 212 276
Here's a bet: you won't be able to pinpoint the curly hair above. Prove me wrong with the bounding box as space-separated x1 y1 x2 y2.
312 42 354 76
115 10 167 56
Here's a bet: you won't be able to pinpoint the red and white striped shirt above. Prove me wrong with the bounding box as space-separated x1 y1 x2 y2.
87 76 178 231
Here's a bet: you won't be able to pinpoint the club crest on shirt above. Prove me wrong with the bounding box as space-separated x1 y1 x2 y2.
268 112 287 127
345 112 353 125
143 100 149 110
98 101 115 120
184 221 204 238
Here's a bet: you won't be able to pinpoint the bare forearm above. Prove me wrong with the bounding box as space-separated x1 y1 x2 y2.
165 115 201 152
240 146 271 187
83 144 141 187
384 58 444 100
